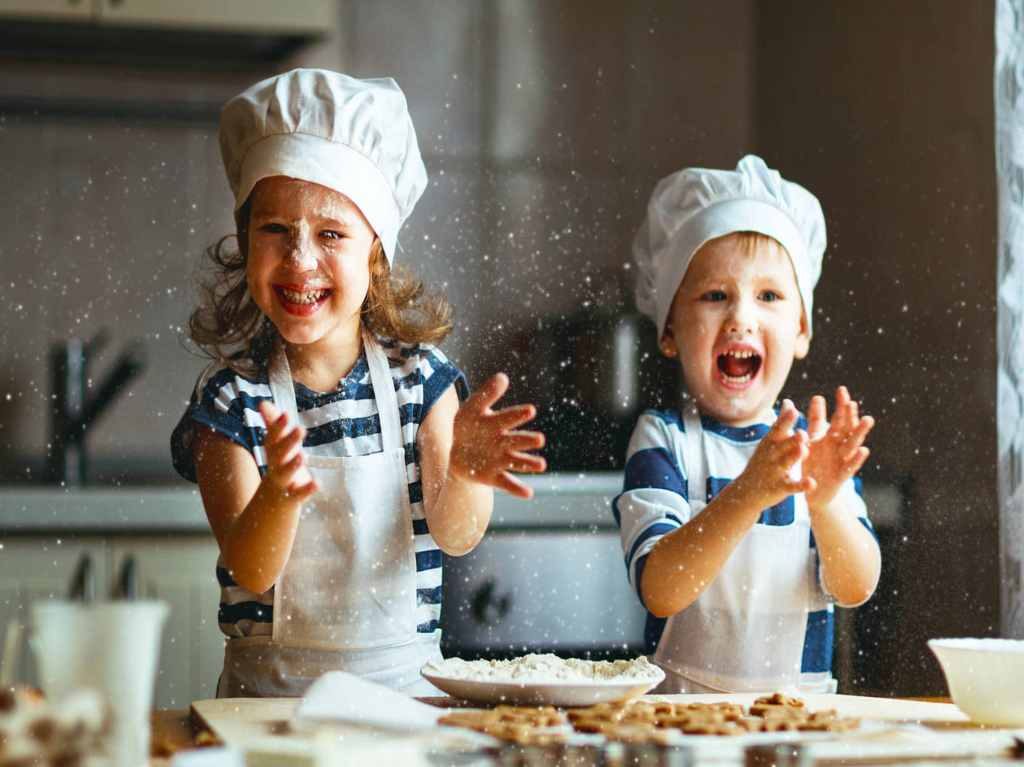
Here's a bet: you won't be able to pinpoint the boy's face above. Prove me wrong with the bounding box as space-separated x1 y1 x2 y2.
660 233 810 427
246 176 376 351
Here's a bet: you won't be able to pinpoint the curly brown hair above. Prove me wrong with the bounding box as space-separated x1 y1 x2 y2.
188 200 453 375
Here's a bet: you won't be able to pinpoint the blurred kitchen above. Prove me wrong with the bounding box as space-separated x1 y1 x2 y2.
0 0 1010 708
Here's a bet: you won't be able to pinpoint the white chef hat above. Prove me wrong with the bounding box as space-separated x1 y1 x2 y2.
633 154 826 337
219 68 427 263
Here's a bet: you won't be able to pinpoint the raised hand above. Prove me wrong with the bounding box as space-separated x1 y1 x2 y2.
257 400 319 502
802 386 874 512
737 400 816 509
448 372 546 499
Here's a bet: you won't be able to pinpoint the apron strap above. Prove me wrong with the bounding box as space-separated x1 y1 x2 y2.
268 331 402 456
269 338 300 422
361 330 402 455
682 404 706 512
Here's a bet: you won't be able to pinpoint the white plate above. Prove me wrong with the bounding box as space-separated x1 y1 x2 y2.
421 666 665 707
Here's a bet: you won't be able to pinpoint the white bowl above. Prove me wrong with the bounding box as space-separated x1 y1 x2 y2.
928 638 1024 725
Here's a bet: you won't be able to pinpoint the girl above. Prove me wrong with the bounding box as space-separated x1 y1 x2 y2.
171 69 545 697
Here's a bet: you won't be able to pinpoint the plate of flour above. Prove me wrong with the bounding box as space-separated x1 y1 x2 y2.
421 653 665 706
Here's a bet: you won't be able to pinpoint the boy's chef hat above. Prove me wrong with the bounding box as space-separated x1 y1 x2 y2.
633 154 825 337
219 68 427 263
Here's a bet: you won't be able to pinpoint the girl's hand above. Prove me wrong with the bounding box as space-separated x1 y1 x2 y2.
258 401 319 502
449 373 546 499
802 386 874 513
737 400 815 509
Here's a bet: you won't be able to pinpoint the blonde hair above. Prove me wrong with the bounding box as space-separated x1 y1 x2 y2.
188 201 453 375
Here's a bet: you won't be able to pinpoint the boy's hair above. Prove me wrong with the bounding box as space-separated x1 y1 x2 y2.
188 200 453 375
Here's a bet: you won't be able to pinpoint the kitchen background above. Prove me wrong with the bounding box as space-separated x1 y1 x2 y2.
0 0 1004 702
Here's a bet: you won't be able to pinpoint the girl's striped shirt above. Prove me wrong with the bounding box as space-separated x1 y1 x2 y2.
170 336 466 650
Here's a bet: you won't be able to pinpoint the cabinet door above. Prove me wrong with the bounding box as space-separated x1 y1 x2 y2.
0 538 108 686
95 0 332 33
0 0 93 20
109 537 223 709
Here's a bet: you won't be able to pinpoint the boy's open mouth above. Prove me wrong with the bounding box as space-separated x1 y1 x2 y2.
717 349 762 385
274 285 333 316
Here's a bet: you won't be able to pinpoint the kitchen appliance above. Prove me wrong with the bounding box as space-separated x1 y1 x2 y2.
440 473 647 660
528 309 677 472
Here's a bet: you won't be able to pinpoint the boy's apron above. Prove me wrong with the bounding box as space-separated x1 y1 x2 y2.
653 406 812 693
217 330 441 697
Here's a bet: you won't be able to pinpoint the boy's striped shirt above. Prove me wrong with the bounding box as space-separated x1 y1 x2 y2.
613 408 874 688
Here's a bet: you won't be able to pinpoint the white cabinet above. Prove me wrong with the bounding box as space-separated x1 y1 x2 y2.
110 537 224 709
0 535 223 710
0 538 108 686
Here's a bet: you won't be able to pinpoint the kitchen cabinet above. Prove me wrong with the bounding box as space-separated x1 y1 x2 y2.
0 535 222 709
94 0 333 33
0 538 108 686
0 0 90 20
110 537 223 709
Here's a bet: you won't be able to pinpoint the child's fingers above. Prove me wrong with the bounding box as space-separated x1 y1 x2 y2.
286 477 320 503
506 451 547 473
840 417 875 461
274 424 306 461
276 451 309 488
784 475 816 495
491 403 538 431
505 430 546 451
260 401 290 441
769 400 798 441
467 372 510 413
807 395 827 440
844 446 870 476
494 471 533 499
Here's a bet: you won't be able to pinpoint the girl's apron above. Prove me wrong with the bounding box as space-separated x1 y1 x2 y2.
653 406 812 693
217 331 441 697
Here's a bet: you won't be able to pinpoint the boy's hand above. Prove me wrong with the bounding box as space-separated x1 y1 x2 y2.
736 400 815 510
449 373 546 499
802 386 874 513
258 401 319 502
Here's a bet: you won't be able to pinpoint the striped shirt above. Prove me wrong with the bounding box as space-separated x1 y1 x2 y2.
613 408 874 688
170 336 466 647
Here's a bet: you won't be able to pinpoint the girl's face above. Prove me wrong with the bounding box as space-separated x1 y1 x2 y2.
660 233 810 427
246 176 376 351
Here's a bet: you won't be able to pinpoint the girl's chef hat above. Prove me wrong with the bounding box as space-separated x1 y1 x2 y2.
219 68 427 263
633 154 826 337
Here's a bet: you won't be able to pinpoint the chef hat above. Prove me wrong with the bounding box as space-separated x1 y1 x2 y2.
633 154 826 337
219 68 427 263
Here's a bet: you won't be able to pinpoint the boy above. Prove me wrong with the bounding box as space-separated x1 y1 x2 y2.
617 155 881 693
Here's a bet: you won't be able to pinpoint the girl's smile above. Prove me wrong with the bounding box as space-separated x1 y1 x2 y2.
660 233 810 426
245 176 377 354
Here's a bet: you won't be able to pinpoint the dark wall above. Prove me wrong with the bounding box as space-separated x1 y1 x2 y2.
756 1 999 695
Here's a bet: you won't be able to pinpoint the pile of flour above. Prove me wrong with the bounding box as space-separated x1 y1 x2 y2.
424 653 661 683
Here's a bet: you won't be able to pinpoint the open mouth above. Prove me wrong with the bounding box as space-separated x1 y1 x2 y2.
274 285 333 316
717 349 762 385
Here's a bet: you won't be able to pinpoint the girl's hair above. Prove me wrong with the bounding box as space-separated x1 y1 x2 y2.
188 200 453 375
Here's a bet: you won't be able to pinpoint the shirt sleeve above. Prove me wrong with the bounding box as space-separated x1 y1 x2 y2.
169 367 268 482
612 411 691 609
813 475 874 602
416 343 469 416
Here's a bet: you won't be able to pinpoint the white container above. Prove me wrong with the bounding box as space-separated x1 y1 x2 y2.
32 600 169 767
928 637 1024 726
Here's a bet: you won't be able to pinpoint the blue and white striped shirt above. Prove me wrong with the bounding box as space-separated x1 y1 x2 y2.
171 336 467 647
613 408 873 687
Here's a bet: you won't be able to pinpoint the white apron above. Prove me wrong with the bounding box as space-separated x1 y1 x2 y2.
217 331 441 697
653 406 812 693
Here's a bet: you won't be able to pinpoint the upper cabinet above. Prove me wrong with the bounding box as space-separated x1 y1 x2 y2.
0 0 91 19
93 0 334 35
0 0 336 66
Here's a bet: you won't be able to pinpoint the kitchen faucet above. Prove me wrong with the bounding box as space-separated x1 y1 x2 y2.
46 329 146 486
